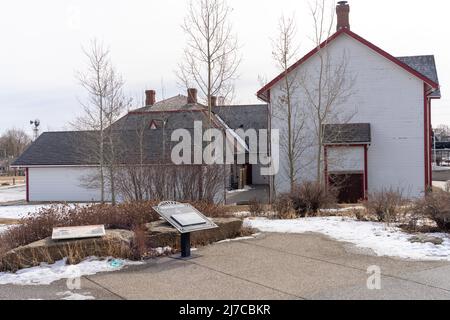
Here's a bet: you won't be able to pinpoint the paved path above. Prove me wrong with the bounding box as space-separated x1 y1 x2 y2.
2 233 450 300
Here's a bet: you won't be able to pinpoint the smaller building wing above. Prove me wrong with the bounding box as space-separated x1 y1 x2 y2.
323 123 371 145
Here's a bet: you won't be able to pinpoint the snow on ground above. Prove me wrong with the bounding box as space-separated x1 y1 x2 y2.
0 257 143 286
244 217 450 261
0 224 8 234
0 185 26 203
0 204 57 220
320 206 365 213
57 291 95 300
433 181 449 191
151 247 173 256
227 186 254 194
216 234 261 244
0 203 88 220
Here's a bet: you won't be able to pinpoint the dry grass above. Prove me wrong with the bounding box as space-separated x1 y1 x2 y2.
363 189 406 223
413 190 450 231
0 218 19 225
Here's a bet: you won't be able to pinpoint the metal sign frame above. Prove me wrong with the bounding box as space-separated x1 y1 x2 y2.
153 201 218 234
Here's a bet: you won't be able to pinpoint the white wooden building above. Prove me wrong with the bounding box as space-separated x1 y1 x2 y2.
257 1 440 201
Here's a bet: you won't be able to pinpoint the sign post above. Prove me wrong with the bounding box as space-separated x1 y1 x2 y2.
153 201 218 258
180 233 191 258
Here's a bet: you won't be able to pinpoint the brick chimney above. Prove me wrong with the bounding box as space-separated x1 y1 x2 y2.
336 1 350 31
145 90 156 106
187 88 197 104
210 96 217 107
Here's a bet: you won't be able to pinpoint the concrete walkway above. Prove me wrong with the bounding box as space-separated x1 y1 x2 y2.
2 233 450 300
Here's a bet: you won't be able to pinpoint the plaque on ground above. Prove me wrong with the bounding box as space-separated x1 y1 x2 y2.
52 225 106 241
153 202 218 234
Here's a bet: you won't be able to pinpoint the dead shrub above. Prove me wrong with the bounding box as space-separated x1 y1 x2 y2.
272 194 296 219
363 188 405 223
192 201 230 218
0 201 227 256
0 202 158 256
248 199 265 216
290 182 337 217
414 190 450 231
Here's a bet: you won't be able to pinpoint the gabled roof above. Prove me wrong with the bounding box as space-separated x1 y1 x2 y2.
257 28 440 102
212 104 268 131
323 123 371 145
12 131 101 166
397 55 441 98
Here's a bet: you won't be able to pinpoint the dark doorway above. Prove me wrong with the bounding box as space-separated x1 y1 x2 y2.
329 173 364 204
245 164 253 185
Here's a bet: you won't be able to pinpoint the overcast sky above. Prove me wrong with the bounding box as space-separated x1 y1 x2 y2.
1 0 449 136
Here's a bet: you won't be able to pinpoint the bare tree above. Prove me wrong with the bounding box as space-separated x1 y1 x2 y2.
0 129 32 159
435 125 450 142
271 15 308 191
298 0 356 184
177 0 240 120
74 39 130 204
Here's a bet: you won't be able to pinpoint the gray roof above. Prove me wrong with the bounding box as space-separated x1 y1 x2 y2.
133 95 207 112
13 95 268 167
212 105 268 130
12 131 100 166
397 55 441 98
323 123 371 145
112 109 217 131
12 129 210 167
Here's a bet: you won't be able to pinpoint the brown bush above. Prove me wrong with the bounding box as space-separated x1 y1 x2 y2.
363 189 405 223
248 199 265 216
414 190 450 231
290 182 337 217
272 194 296 219
0 202 159 256
193 201 230 218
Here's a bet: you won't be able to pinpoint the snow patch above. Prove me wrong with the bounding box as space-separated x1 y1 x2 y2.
57 291 95 300
0 185 26 203
0 224 8 234
245 217 450 261
0 203 89 220
227 186 254 194
151 247 173 256
0 257 142 286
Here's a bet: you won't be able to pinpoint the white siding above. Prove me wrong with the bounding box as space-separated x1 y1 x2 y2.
29 167 102 202
270 33 425 197
328 147 364 172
